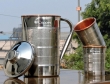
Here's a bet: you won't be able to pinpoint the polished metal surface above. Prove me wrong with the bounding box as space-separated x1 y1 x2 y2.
92 81 110 84
83 46 106 76
74 17 106 46
83 75 110 84
21 15 73 76
1 69 110 84
3 41 34 77
4 76 59 84
4 78 25 84
24 76 59 84
83 75 105 84
60 18 73 59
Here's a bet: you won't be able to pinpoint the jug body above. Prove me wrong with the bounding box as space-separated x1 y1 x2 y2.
22 15 61 76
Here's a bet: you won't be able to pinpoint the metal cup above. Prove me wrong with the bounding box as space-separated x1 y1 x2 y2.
74 17 106 46
83 45 106 76
21 15 73 77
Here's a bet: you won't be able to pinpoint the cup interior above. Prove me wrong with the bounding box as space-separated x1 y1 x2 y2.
74 18 95 31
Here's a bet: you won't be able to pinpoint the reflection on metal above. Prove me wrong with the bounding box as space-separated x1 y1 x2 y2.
91 81 110 84
24 76 60 84
83 46 106 76
83 75 105 84
4 76 60 84
74 17 106 46
83 75 110 84
2 70 110 84
21 15 73 77
3 41 34 77
4 78 25 84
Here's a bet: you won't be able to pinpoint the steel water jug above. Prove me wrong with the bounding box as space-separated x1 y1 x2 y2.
21 15 73 76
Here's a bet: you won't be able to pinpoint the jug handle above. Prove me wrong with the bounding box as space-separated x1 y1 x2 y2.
60 18 73 60
21 18 29 41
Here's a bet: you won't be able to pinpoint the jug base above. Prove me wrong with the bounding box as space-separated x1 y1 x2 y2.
24 65 60 77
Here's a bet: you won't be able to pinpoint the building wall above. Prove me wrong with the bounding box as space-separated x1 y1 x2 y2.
13 27 22 39
0 41 17 58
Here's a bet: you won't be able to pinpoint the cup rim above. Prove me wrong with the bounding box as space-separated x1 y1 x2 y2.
21 14 61 17
83 45 106 48
74 17 96 31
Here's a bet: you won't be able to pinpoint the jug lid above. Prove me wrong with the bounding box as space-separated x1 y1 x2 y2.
3 41 35 77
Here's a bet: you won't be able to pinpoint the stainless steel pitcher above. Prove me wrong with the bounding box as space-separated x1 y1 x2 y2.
21 15 73 76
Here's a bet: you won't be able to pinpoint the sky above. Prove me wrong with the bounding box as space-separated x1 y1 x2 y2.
0 0 92 33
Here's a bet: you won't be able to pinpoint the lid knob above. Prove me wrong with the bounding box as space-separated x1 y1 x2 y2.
8 50 19 63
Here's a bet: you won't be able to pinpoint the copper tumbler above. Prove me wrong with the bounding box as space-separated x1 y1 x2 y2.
74 17 106 46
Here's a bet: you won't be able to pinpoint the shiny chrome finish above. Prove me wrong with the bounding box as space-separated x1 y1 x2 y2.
3 41 34 77
91 81 110 84
74 17 106 46
60 18 73 59
83 75 105 84
24 76 60 84
21 15 73 76
83 46 106 76
4 78 25 84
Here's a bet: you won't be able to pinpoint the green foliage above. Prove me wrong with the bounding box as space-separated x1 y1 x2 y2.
72 32 81 44
63 45 84 70
104 34 110 70
105 48 110 70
